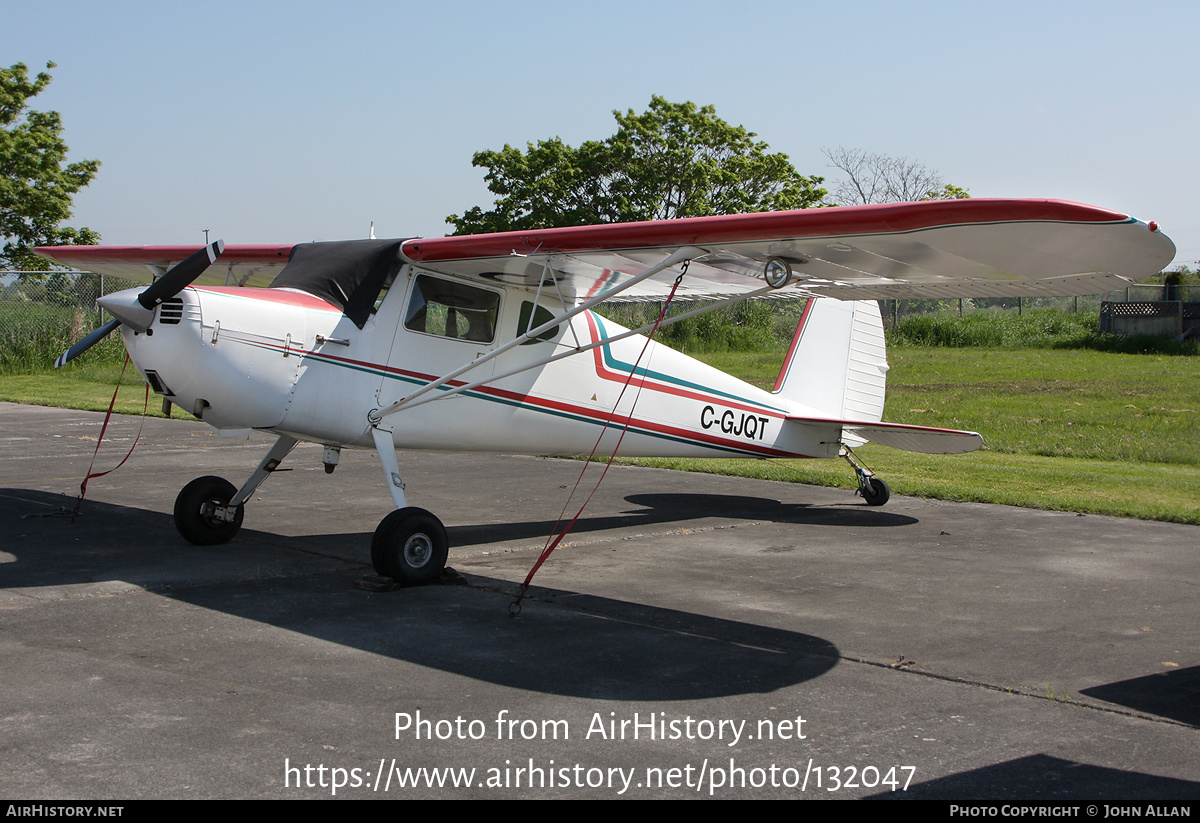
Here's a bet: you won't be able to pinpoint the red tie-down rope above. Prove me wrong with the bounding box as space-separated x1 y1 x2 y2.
510 263 690 616
71 354 150 520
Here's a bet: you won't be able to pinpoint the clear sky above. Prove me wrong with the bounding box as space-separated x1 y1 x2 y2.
5 0 1197 267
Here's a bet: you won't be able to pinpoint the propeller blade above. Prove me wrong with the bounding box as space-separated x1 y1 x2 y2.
56 240 224 368
137 239 225 309
55 318 122 369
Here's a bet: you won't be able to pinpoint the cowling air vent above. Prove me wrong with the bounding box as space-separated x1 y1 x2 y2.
157 297 184 325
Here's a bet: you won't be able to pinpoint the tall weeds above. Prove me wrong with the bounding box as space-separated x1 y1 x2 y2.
888 309 1198 354
0 303 125 373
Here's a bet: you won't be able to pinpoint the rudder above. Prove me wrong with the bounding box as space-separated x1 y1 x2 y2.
773 298 888 422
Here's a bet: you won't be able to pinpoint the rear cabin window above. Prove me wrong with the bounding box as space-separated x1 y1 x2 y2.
405 275 500 343
518 301 562 345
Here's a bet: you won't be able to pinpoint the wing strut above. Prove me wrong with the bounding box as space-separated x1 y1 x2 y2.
527 254 584 350
368 245 705 423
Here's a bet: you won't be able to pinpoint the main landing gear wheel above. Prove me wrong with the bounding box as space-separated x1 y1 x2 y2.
861 477 891 506
371 507 448 585
174 475 244 545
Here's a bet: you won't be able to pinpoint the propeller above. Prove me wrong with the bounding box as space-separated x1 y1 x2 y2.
55 240 225 368
55 319 122 369
137 239 226 310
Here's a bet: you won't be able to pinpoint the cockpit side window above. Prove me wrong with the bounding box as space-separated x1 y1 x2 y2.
405 275 500 343
373 263 402 312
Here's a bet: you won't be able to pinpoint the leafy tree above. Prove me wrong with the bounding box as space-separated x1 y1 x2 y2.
926 182 971 201
448 96 825 234
1 62 100 270
822 147 968 205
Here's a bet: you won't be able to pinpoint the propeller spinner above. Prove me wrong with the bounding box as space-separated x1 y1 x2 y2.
54 240 225 368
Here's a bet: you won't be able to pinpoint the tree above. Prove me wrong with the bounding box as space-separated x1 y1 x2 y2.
821 147 969 205
1 62 100 270
448 96 825 234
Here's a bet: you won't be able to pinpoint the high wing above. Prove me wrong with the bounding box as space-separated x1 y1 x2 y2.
34 243 294 288
36 199 1175 302
398 199 1176 302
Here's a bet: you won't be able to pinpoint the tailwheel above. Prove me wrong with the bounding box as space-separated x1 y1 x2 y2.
371 507 448 585
861 477 891 506
840 443 890 507
174 475 244 545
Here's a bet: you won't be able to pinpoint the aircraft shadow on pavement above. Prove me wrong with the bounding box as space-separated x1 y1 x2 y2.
447 491 917 548
3 487 841 701
180 570 842 701
1080 666 1200 729
868 753 1200 800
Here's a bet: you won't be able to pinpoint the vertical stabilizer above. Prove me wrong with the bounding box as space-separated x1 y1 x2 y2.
773 298 888 422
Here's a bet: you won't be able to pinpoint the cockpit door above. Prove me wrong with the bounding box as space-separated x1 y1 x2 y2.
377 272 500 412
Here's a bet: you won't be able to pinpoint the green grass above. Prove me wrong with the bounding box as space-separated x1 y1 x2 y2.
884 348 1200 465
0 361 190 419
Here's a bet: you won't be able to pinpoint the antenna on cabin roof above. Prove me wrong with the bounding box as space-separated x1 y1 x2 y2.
369 221 376 240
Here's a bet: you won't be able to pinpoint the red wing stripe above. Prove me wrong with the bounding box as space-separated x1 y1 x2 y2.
35 244 294 268
400 200 1128 262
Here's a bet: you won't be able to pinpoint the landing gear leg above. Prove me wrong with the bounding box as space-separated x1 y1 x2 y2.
841 443 890 506
371 426 408 510
172 434 298 545
369 426 448 584
230 434 299 507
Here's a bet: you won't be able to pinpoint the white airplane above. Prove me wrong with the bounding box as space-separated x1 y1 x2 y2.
38 199 1175 585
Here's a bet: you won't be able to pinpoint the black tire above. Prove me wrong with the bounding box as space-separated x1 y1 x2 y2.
861 477 891 506
174 475 244 545
371 507 448 585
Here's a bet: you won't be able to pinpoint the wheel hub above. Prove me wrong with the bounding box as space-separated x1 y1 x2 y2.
200 499 238 524
403 533 432 568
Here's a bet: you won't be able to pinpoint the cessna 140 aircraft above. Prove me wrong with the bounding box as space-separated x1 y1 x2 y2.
37 199 1175 585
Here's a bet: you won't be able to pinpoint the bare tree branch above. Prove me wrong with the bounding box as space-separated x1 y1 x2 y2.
822 148 955 205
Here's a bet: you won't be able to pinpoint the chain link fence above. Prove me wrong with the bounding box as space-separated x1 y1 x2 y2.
1 270 142 372
884 285 1200 326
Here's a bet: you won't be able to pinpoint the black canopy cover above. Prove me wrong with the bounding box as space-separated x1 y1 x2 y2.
269 239 406 328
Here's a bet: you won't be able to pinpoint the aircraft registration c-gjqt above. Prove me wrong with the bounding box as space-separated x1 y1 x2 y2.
37 199 1176 585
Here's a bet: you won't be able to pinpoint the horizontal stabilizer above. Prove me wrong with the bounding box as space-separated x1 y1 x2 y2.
786 415 983 455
